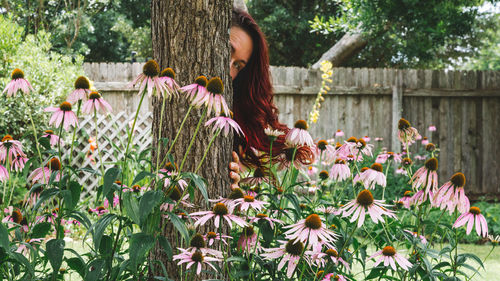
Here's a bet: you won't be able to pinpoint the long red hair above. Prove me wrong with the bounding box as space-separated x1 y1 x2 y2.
232 9 312 167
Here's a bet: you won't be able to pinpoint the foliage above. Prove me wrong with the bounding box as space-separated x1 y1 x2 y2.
309 0 490 68
0 15 84 152
1 0 152 62
462 12 500 70
0 61 496 280
248 0 343 66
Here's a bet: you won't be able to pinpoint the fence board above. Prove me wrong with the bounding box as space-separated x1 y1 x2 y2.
81 63 500 199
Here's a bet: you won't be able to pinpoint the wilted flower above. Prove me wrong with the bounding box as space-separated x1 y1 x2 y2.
397 118 420 146
264 126 285 142
45 102 78 131
453 206 488 237
2 68 34 97
369 246 412 271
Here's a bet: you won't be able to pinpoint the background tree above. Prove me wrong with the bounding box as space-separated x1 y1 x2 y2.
247 0 342 66
150 0 232 278
309 0 492 69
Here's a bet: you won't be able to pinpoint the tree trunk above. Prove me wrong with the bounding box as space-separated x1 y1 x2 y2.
151 0 232 279
311 32 368 69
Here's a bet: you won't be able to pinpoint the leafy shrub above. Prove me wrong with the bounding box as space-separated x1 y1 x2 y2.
0 15 84 153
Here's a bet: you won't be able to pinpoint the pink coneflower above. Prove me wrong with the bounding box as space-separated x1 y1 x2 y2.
233 195 268 212
286 120 314 147
160 186 194 212
453 206 488 237
330 159 350 182
362 136 371 142
82 91 112 115
67 76 91 103
11 156 28 172
397 118 420 146
375 137 384 142
181 76 209 101
237 226 259 252
190 203 247 229
190 77 230 116
433 172 469 214
261 240 308 278
204 231 232 246
411 157 438 195
335 129 344 137
45 101 78 131
0 135 26 164
89 206 109 216
42 130 64 147
375 151 402 164
28 157 62 184
322 273 347 281
249 213 283 229
404 230 427 244
283 214 338 245
353 138 373 157
396 191 414 209
205 116 244 137
209 187 245 210
358 163 386 189
130 60 167 97
159 67 180 98
0 165 8 182
173 248 221 275
411 189 427 206
2 69 34 97
316 140 337 165
421 137 429 146
2 207 28 232
428 125 437 132
369 246 412 271
306 243 350 270
340 189 396 227
186 233 223 258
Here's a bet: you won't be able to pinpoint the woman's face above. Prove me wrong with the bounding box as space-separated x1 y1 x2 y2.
230 26 253 81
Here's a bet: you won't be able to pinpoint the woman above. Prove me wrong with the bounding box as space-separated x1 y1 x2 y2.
229 9 313 186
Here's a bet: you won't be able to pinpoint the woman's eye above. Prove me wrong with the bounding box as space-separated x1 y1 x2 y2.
233 62 241 70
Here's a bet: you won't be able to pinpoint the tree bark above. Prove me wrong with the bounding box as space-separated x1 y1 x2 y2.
151 0 232 279
311 32 368 69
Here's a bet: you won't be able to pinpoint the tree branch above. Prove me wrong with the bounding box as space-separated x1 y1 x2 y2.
311 31 368 69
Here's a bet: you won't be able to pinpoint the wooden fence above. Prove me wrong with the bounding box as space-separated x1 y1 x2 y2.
82 63 500 199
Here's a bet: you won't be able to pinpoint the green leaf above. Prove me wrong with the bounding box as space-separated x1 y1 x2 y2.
458 253 484 269
129 233 155 271
66 257 86 278
84 259 105 281
0 223 9 250
46 239 65 272
33 188 60 211
103 167 120 198
87 213 117 251
166 212 189 242
99 235 113 258
79 167 101 176
139 190 163 225
157 235 173 261
68 181 82 210
122 192 140 225
182 173 208 204
10 251 35 277
132 171 154 186
31 222 51 239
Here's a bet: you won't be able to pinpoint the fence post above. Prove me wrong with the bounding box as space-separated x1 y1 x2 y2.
391 70 403 153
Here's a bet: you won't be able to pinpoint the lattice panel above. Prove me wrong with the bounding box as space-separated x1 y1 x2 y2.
69 111 153 196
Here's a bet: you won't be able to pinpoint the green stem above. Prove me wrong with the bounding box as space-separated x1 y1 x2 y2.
1 150 10 209
122 90 147 186
382 160 391 200
160 105 194 168
22 94 46 185
269 139 274 186
68 100 82 166
178 107 207 174
194 127 221 174
155 95 167 176
94 109 105 184
339 226 357 256
467 245 495 281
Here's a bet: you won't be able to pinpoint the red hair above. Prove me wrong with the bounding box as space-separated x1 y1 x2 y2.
232 9 312 168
